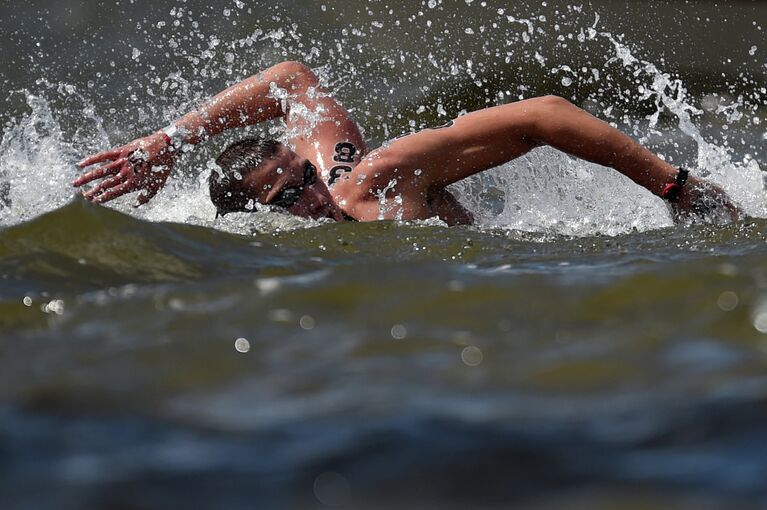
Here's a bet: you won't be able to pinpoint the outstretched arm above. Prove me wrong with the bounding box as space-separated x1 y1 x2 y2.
74 61 363 204
360 96 741 222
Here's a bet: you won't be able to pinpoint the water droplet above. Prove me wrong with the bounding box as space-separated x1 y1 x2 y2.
717 291 739 312
22 296 32 306
300 315 316 330
461 346 483 366
391 324 407 339
314 472 351 506
561 77 573 87
42 299 65 315
754 311 767 333
234 338 250 353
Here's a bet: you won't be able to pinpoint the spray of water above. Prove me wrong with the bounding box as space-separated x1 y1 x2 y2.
0 91 82 226
0 3 763 236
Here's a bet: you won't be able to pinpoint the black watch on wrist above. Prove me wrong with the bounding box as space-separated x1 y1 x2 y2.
661 167 689 203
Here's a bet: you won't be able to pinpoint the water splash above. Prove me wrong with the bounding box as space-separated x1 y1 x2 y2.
453 19 766 236
0 92 81 226
599 32 767 219
375 179 404 221
1 3 763 237
452 148 668 236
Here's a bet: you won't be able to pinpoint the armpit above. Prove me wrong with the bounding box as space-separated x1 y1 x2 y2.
427 188 474 226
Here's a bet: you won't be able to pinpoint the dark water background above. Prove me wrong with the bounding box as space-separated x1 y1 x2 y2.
2 1 767 509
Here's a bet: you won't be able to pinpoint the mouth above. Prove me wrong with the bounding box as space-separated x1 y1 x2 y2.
317 204 339 220
304 187 340 220
312 202 343 221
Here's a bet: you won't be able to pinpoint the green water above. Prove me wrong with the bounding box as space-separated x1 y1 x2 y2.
2 201 767 509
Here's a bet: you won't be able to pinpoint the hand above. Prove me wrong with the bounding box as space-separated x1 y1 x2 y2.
73 132 176 205
671 176 743 223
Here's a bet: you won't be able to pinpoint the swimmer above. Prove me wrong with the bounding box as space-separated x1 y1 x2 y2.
74 60 742 225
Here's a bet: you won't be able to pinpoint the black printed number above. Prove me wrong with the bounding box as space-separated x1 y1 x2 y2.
328 142 358 185
333 142 357 163
329 165 352 185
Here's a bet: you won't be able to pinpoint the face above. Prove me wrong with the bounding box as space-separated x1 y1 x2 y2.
241 144 343 221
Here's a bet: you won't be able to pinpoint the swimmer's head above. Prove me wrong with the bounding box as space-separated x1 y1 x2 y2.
210 137 342 221
209 137 281 215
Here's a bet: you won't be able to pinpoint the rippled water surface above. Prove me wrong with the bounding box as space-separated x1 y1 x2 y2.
3 202 767 509
1 1 766 509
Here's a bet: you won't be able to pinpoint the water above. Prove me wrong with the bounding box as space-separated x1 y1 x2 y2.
1 1 766 509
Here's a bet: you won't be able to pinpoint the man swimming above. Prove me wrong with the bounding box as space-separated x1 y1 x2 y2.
74 60 741 225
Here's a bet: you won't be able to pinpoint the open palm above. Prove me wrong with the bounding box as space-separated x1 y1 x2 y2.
74 132 176 205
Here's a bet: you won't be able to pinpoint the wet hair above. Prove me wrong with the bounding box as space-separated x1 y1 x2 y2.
209 137 281 215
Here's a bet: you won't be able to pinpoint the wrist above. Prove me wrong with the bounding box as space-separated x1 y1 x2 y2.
158 130 172 146
660 167 689 203
161 123 186 151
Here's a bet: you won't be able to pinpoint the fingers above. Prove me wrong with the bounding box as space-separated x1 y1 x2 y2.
92 181 134 204
82 172 128 200
75 145 170 206
78 149 122 168
680 191 742 223
72 159 124 187
80 160 138 203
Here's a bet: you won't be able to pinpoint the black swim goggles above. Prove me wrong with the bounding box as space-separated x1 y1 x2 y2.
215 162 318 219
268 162 318 208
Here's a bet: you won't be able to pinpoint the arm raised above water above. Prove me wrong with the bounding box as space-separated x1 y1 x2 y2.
74 61 363 204
359 96 741 222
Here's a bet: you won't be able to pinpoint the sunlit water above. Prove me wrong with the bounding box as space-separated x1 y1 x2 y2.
1 1 766 509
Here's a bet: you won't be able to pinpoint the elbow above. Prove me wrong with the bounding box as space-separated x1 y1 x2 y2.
273 60 320 91
524 95 577 143
536 95 574 108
